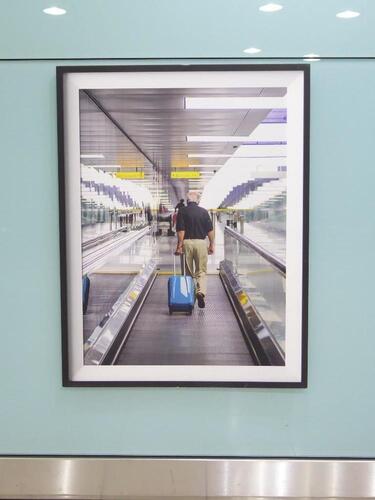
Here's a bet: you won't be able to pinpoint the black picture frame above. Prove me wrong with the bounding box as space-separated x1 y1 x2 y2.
57 63 310 387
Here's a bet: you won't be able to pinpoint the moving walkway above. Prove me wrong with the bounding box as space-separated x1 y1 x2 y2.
83 227 286 367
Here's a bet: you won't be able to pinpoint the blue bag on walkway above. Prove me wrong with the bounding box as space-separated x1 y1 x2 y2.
168 254 195 315
82 275 90 314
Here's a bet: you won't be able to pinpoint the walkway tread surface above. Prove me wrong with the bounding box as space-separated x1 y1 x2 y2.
116 275 254 366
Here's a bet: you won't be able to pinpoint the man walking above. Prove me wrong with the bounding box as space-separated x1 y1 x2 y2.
175 191 214 309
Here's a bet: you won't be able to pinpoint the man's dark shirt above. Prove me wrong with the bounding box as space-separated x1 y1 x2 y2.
176 202 213 240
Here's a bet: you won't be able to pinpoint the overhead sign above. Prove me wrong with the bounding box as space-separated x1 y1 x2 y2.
115 172 144 180
171 171 201 179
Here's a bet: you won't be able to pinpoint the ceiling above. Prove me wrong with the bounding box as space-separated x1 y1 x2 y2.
79 87 286 205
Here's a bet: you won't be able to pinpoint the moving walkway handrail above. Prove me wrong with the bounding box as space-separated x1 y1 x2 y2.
224 226 286 276
82 223 147 250
82 226 127 249
82 226 150 275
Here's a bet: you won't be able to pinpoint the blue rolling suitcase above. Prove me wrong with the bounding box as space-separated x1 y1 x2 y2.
82 275 90 315
168 254 195 315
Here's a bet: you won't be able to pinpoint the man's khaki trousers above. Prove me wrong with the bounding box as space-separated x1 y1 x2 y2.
183 239 208 296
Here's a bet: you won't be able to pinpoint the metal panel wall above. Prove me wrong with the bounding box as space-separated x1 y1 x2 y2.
1 458 375 499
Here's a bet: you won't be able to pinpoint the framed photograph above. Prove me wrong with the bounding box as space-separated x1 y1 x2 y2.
57 64 309 387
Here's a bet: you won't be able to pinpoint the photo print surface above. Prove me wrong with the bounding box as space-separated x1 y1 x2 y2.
58 65 309 386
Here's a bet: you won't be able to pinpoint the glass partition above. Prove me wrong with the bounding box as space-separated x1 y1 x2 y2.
224 230 286 352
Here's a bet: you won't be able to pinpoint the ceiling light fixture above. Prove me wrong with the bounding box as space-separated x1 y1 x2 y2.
259 3 283 12
188 154 286 159
91 165 123 171
43 6 67 15
188 165 223 168
187 136 250 143
243 47 262 54
80 154 105 159
336 10 360 18
188 154 232 158
187 136 277 143
185 97 285 110
303 53 320 62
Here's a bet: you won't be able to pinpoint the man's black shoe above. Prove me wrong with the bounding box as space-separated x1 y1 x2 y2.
196 292 205 309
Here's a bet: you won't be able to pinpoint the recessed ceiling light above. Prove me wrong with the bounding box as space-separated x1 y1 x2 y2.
259 3 283 12
243 47 262 55
336 10 360 18
43 6 67 15
303 53 320 62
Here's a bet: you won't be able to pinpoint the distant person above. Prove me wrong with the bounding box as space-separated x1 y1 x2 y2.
145 205 153 226
173 198 185 228
232 210 239 229
175 199 185 212
175 191 214 309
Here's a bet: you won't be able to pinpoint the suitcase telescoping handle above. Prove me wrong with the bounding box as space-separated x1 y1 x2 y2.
173 252 186 276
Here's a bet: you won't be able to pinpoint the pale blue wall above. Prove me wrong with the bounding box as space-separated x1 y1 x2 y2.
1 0 375 58
1 0 375 456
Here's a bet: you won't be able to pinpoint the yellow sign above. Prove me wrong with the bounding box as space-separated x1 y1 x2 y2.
171 171 201 179
129 290 139 300
115 172 144 180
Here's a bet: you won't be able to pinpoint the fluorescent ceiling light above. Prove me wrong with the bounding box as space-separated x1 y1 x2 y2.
43 6 66 15
243 47 262 54
187 136 252 143
187 136 287 143
185 97 285 110
189 155 286 160
336 10 360 18
188 165 223 168
188 154 232 158
303 53 320 61
80 154 105 159
259 3 283 12
90 165 122 169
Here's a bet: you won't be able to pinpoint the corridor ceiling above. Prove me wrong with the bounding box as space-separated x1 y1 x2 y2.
79 86 286 204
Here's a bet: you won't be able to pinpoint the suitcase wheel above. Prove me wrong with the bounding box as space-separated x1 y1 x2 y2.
169 307 173 315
